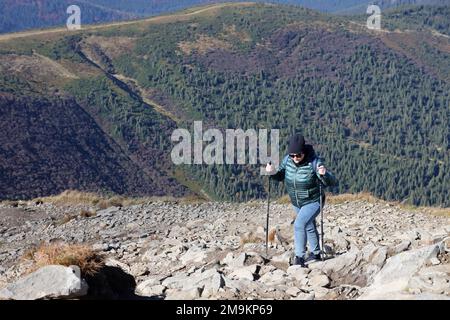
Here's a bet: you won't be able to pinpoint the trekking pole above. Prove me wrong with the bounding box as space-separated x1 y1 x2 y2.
319 182 325 261
265 169 271 259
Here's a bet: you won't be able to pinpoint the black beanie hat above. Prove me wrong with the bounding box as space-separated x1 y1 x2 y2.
288 134 305 154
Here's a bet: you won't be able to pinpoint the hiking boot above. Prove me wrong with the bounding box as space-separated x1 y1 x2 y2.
293 256 306 267
305 253 321 264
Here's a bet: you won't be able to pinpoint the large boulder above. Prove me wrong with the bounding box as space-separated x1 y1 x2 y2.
358 244 441 299
0 265 88 300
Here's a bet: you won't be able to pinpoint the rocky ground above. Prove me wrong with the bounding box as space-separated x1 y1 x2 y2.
0 199 449 300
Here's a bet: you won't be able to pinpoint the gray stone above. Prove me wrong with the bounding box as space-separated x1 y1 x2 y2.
292 292 315 300
287 265 310 282
162 273 189 289
359 244 441 299
309 274 330 288
408 265 450 295
180 247 208 266
271 252 291 265
259 269 288 286
96 207 120 217
221 252 234 265
165 287 202 300
443 237 450 253
228 253 247 268
310 249 360 274
229 265 257 281
0 265 88 300
429 257 441 265
182 268 225 296
371 247 388 268
286 287 301 297
136 277 162 290
130 263 150 277
388 241 411 256
313 287 331 299
136 284 166 297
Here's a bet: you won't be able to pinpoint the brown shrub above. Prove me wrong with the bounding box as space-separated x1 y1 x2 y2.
57 214 77 226
268 228 276 243
22 242 105 277
239 232 264 246
80 209 96 218
1 200 19 207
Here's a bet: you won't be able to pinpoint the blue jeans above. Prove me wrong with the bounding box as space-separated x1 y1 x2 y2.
293 201 321 258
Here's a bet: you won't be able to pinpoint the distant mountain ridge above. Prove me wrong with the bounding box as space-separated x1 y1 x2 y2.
1 0 449 34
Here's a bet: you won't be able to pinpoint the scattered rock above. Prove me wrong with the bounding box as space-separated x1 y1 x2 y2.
0 200 448 300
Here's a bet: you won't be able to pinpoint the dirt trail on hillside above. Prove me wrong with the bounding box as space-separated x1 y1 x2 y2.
0 2 256 43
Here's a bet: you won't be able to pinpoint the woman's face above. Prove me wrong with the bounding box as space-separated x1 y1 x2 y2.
290 153 305 163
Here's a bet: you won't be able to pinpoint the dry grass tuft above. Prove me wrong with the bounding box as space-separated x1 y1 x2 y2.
98 196 124 209
268 228 276 243
57 214 77 226
239 232 264 246
326 192 380 204
22 242 105 277
35 190 102 206
80 209 97 218
277 192 450 217
398 204 450 217
276 195 291 204
1 200 19 207
32 190 207 209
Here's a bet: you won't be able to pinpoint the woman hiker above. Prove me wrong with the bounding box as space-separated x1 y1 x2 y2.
266 134 338 267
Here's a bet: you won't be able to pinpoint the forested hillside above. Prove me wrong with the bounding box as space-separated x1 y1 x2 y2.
0 3 449 206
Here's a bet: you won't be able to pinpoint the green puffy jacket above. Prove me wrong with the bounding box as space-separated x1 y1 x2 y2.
271 144 338 208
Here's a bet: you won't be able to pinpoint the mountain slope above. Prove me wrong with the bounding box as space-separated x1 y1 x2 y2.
0 93 162 199
0 3 449 205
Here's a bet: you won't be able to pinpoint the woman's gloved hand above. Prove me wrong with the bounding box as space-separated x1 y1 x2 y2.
317 165 327 176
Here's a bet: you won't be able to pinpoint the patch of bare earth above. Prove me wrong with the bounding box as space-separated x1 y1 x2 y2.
178 34 233 55
84 36 137 59
0 53 78 83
